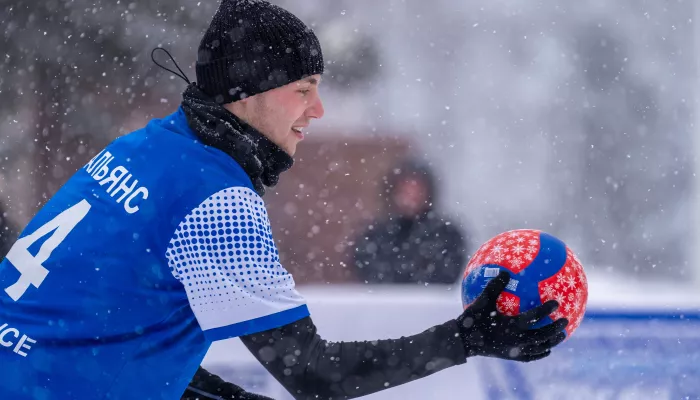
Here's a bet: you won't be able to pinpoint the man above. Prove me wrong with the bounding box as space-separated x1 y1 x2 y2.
0 1 568 399
353 159 469 284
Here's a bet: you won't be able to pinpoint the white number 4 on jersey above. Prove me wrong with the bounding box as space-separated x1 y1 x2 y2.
4 200 91 301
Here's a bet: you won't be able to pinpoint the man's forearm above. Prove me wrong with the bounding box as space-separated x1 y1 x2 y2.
240 316 466 400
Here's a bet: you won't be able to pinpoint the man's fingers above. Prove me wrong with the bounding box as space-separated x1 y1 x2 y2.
514 331 566 362
517 300 559 326
544 331 567 349
522 331 567 355
475 270 510 307
514 349 551 363
521 318 569 343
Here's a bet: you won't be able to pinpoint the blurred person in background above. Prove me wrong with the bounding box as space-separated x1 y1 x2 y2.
353 159 469 284
0 1 568 399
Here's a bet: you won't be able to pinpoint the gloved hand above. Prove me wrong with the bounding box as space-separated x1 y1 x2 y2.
182 367 274 400
457 270 568 362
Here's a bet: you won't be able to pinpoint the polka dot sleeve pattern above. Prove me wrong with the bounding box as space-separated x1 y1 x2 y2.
165 186 308 341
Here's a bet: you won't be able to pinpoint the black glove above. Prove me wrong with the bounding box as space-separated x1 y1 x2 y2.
457 270 568 362
182 367 275 400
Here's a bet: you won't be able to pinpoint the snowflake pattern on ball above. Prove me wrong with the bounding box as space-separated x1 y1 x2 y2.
497 292 520 316
165 186 305 331
538 246 588 335
465 229 541 276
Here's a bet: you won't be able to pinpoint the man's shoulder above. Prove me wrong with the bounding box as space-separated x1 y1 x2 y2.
108 110 254 193
73 109 256 230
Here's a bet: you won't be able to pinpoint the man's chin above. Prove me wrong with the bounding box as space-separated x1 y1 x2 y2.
280 142 296 157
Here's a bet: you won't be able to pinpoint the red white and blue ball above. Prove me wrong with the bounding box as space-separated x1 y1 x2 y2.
462 229 588 337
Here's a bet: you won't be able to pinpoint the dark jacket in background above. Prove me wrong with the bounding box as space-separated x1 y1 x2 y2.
353 161 469 284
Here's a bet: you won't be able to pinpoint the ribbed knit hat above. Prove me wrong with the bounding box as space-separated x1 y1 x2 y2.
196 0 325 104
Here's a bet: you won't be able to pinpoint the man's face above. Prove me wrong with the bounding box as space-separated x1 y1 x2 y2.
393 177 429 216
226 75 325 156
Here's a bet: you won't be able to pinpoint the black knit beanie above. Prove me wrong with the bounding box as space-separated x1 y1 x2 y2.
196 0 325 104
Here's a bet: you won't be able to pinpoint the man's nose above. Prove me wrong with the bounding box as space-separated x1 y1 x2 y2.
307 96 325 119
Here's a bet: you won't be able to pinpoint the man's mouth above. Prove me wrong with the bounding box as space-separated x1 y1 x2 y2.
291 127 305 139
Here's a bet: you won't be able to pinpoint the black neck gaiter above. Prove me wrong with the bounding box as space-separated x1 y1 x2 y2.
181 83 293 196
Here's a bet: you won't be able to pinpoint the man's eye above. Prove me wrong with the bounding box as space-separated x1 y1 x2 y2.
298 89 310 95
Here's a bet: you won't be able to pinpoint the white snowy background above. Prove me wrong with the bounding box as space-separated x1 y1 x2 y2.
2 0 698 284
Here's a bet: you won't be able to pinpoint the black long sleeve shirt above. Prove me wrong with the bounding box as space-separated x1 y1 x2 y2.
239 315 466 399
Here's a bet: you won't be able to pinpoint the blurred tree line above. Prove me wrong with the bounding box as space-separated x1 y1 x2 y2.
0 0 213 216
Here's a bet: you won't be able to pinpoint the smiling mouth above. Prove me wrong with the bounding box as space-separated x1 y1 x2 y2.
291 127 304 139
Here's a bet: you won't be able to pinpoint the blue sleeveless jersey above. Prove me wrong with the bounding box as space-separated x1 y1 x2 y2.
0 108 308 400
